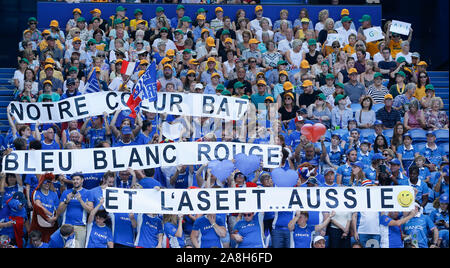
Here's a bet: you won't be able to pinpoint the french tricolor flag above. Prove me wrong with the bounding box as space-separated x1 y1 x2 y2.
120 60 140 76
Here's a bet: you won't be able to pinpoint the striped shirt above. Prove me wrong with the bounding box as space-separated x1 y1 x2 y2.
367 84 389 104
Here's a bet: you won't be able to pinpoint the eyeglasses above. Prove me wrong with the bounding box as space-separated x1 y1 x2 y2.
419 76 427 78
75 32 80 34
74 42 81 45
29 22 37 25
249 61 256 63
333 46 339 49
243 213 253 217
383 153 389 156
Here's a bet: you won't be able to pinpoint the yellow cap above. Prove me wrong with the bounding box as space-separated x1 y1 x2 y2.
284 92 294 99
115 59 123 64
207 57 216 63
160 57 171 65
301 18 310 23
42 29 50 35
302 80 313 87
187 69 196 75
384 94 393 100
72 37 81 43
73 8 82 14
255 5 263 12
211 72 221 79
44 58 55 64
206 37 216 47
140 59 149 65
43 80 53 86
138 70 145 77
50 20 59 28
279 70 288 77
44 64 54 70
249 38 260 45
166 49 175 57
341 9 350 16
94 67 101 72
189 59 199 65
283 81 294 91
348 68 358 75
136 19 146 25
197 14 206 20
215 7 223 13
300 60 310 69
417 61 428 66
163 64 173 69
201 28 210 35
90 8 101 15
224 37 233 43
257 80 267 85
257 72 265 77
265 96 274 102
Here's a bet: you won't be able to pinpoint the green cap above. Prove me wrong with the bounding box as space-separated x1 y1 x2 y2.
221 30 230 36
335 94 346 104
28 17 37 22
234 81 244 89
183 49 192 54
134 8 143 15
197 8 207 14
396 71 406 78
181 16 191 22
156 7 164 13
20 58 29 64
221 89 231 96
277 60 288 66
241 95 250 100
91 17 100 23
87 38 97 44
425 84 435 91
359 14 371 22
341 16 352 23
308 39 317 46
216 84 225 91
116 6 126 12
374 72 383 79
335 82 345 89
160 27 168 32
175 29 184 35
69 66 78 72
396 56 406 63
114 18 124 25
41 94 53 100
318 93 326 101
177 5 185 10
321 61 330 66
77 17 86 22
325 73 335 80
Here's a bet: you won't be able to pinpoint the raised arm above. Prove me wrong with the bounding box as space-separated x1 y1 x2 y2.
88 197 104 224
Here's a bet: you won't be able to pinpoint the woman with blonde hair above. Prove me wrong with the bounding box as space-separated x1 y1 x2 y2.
350 162 367 186
424 97 449 130
163 214 185 248
315 9 329 37
359 59 376 88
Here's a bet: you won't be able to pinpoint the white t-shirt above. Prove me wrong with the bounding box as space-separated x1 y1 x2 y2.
152 38 177 54
315 22 325 32
13 70 24 89
278 39 294 54
395 52 412 64
335 27 357 46
356 212 381 235
330 211 352 229
108 76 134 92
255 30 274 42
250 17 273 32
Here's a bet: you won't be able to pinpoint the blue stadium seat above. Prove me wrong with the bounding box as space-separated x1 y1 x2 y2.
360 128 375 139
443 143 449 155
332 129 348 138
382 128 394 140
324 131 332 142
408 128 427 143
372 103 384 112
414 142 427 152
434 129 449 144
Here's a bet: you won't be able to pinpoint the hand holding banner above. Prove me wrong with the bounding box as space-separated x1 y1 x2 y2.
389 20 412 36
363 26 384 43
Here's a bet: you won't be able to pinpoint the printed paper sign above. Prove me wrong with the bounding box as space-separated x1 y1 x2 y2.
390 20 411 36
326 33 345 47
363 27 384 43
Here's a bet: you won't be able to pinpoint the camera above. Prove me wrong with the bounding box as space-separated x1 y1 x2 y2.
72 189 77 195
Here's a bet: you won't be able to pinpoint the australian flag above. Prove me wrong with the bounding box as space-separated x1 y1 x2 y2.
126 60 158 118
84 69 101 93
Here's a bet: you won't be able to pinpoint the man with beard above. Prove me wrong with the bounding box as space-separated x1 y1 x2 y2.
158 64 182 92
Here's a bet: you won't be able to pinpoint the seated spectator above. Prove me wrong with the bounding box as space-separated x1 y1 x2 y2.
403 99 426 131
424 97 449 130
414 71 431 101
331 94 353 130
355 96 376 129
367 72 389 104
376 94 401 129
420 84 437 110
344 68 367 104
393 82 418 117
306 93 331 128
278 92 300 124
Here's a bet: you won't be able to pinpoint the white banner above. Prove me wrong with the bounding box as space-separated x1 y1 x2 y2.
102 186 416 214
363 26 384 43
326 33 345 47
1 142 282 174
389 20 411 36
8 92 249 124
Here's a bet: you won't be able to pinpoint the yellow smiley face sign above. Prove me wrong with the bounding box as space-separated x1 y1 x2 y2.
397 190 414 208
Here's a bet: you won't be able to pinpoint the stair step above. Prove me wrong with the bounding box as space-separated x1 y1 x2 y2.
0 89 15 95
428 71 449 78
0 68 16 74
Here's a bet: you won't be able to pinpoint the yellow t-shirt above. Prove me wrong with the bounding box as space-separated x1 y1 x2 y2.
295 29 306 41
366 41 380 57
343 44 355 55
389 40 402 59
414 85 435 101
130 19 149 32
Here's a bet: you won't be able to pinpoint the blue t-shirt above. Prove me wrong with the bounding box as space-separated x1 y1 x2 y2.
173 171 192 189
288 130 301 150
111 213 136 247
89 186 104 209
379 214 403 248
337 163 353 186
135 214 163 248
290 224 315 248
138 177 162 189
357 151 373 170
48 229 76 248
397 144 416 170
192 215 226 248
26 242 49 248
60 188 93 226
398 179 430 204
327 146 344 167
272 211 295 229
24 174 39 197
420 145 446 167
33 189 60 215
233 213 265 248
82 173 104 190
86 222 113 248
87 128 108 148
402 214 436 248
363 167 378 183
164 221 186 248
40 140 60 150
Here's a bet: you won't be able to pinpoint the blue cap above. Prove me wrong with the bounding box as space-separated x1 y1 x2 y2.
371 153 386 161
374 120 383 125
298 108 308 114
390 158 401 165
346 148 356 155
331 133 341 139
351 161 364 169
403 133 412 138
440 194 449 204
361 139 371 144
426 131 435 137
348 118 357 123
122 126 132 135
67 78 76 85
305 120 315 125
307 177 318 185
350 128 360 134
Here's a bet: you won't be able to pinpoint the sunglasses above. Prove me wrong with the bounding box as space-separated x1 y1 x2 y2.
333 46 339 48
249 61 256 63
243 213 253 217
188 74 195 77
75 32 80 34
383 153 389 156
74 42 81 44
419 76 427 78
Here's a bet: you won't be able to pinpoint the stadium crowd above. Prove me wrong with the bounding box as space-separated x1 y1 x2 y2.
0 3 448 249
